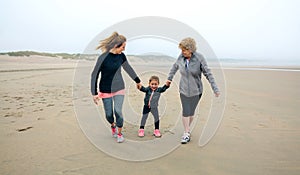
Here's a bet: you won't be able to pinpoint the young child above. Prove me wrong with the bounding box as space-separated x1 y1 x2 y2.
138 75 170 137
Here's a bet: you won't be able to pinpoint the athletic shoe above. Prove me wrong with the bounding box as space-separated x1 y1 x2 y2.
181 132 190 144
117 134 125 143
138 129 145 137
153 129 162 138
111 126 117 138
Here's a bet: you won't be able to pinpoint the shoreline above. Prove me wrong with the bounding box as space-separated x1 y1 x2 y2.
216 66 300 72
1 55 299 70
1 65 299 73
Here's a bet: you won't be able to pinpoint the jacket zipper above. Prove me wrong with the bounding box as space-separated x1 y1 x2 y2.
185 59 190 96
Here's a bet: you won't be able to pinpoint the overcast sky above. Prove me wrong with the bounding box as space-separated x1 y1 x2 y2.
1 0 299 61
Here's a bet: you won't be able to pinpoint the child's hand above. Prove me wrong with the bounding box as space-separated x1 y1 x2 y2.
136 83 142 89
166 80 172 86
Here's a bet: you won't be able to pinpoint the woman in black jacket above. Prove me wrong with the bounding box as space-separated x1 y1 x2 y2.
91 32 141 143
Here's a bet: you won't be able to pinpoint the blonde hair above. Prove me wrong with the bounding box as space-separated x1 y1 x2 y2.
149 75 160 84
96 32 126 52
179 37 197 53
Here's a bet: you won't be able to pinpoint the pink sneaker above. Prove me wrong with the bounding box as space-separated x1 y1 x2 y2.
117 133 125 143
111 126 117 138
153 129 161 138
138 129 144 137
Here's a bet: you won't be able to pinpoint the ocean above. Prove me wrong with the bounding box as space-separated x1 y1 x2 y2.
218 58 300 67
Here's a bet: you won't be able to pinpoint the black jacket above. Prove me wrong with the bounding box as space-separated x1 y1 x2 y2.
91 52 140 95
140 85 169 108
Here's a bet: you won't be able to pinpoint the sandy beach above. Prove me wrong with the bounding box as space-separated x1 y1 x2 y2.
0 55 299 175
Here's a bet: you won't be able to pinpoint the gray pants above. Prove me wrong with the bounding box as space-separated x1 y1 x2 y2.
102 95 124 128
140 105 160 129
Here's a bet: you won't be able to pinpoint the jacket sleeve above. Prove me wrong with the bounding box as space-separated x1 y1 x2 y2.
167 61 179 81
139 86 148 93
157 85 169 93
200 55 220 93
90 54 106 95
122 54 141 83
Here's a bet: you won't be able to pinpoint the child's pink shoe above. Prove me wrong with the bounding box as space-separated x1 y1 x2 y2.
153 129 161 138
138 129 144 137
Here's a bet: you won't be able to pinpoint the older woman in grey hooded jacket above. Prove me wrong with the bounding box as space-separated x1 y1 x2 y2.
167 37 220 144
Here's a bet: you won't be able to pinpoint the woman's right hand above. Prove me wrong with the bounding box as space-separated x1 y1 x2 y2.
93 95 99 105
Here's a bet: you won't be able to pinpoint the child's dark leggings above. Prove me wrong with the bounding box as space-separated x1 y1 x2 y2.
140 105 159 129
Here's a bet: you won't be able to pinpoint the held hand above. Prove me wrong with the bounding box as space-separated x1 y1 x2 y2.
166 80 172 86
215 92 220 97
93 95 99 105
136 83 142 89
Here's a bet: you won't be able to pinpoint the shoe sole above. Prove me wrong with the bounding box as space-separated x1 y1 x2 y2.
181 138 190 144
181 140 190 144
117 139 124 143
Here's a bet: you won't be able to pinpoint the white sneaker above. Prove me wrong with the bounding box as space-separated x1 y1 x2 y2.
117 134 125 143
181 132 190 144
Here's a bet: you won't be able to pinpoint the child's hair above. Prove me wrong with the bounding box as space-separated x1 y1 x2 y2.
149 75 160 84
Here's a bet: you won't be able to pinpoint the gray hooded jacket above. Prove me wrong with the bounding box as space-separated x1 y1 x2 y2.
167 52 219 97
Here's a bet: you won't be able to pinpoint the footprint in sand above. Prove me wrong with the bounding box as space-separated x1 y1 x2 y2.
13 96 24 100
233 126 240 131
4 111 23 118
16 126 33 132
37 117 45 120
257 123 268 128
4 114 11 117
231 103 241 112
33 108 44 112
46 104 55 107
64 101 73 106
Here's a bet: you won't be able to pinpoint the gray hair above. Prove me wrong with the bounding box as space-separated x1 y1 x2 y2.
179 37 197 53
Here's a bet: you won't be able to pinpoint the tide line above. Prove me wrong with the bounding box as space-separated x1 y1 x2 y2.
212 67 300 72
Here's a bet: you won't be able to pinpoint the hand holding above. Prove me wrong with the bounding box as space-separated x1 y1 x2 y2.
166 80 172 86
136 83 142 89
